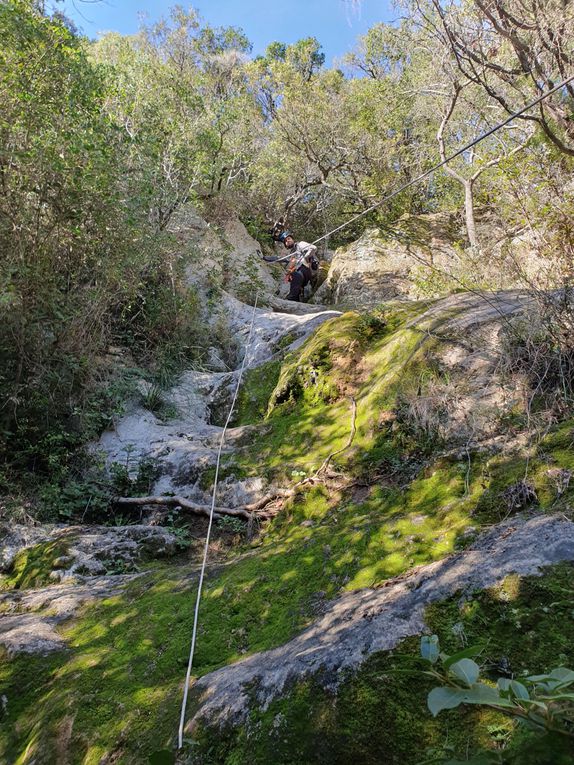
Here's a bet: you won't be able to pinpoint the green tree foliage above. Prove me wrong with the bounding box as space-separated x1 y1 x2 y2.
1 0 573 507
0 0 143 475
92 6 260 230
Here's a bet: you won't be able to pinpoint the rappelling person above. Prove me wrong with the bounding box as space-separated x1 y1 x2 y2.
277 232 320 302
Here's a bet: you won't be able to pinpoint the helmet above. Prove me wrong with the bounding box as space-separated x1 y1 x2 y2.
278 231 293 243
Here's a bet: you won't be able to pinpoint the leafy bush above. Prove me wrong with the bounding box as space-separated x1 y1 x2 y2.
418 635 574 763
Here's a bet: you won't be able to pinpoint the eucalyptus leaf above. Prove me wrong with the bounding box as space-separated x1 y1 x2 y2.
420 635 440 664
450 658 480 686
548 667 574 686
427 687 466 716
510 680 530 700
460 683 513 707
442 644 484 670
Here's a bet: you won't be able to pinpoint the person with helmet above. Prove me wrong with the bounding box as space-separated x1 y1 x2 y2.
277 231 320 302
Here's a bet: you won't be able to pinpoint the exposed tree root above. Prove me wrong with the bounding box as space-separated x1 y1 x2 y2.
117 495 265 521
118 397 358 522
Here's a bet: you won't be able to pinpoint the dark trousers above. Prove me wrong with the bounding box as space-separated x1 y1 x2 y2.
287 265 312 301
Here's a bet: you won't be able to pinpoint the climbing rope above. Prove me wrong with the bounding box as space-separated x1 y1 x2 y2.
177 73 574 749
310 74 574 247
177 293 259 750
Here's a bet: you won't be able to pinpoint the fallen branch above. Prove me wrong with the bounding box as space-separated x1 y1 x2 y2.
116 495 252 521
117 398 358 522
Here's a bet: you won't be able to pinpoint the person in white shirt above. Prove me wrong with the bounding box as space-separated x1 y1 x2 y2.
278 231 320 302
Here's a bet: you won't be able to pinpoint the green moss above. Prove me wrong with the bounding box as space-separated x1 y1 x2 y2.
233 307 432 485
0 540 70 591
473 419 574 523
192 564 574 765
273 331 298 351
233 359 281 426
3 307 574 763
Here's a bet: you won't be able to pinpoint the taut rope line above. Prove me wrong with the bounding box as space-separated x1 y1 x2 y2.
177 72 574 750
177 293 260 750
310 74 574 247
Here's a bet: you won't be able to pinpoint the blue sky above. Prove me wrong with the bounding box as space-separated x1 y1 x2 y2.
59 0 395 64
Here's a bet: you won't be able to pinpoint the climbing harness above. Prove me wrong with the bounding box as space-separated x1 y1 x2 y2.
177 292 259 750
177 73 574 748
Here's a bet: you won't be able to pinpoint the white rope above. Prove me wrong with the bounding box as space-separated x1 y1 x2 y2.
177 292 259 750
311 73 574 247
176 73 574 749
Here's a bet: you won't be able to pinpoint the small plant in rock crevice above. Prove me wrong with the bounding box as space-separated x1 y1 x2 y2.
354 308 389 339
216 516 246 535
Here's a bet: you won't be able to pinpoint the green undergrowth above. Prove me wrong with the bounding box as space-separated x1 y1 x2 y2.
192 564 574 765
2 307 574 763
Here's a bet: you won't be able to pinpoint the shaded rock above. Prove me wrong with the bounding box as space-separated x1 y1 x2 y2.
394 290 537 445
167 206 276 300
0 524 180 580
0 524 50 572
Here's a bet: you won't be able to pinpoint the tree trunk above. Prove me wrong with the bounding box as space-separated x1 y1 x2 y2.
464 179 479 249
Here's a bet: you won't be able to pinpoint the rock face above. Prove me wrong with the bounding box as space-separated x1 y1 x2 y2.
0 524 181 581
0 524 180 655
167 206 277 299
189 513 574 727
95 294 340 504
313 212 547 307
0 575 138 655
400 289 535 445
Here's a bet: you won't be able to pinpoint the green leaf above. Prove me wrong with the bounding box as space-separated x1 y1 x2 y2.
548 668 574 687
497 678 511 692
421 635 440 664
442 644 484 670
537 693 574 702
526 673 554 683
459 683 506 706
427 687 466 716
510 680 530 700
450 658 480 686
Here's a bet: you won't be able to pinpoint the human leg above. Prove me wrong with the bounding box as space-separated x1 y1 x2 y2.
287 269 304 301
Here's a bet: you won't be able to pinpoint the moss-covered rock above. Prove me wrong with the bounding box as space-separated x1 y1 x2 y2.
191 564 574 765
2 299 574 764
1 540 70 591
